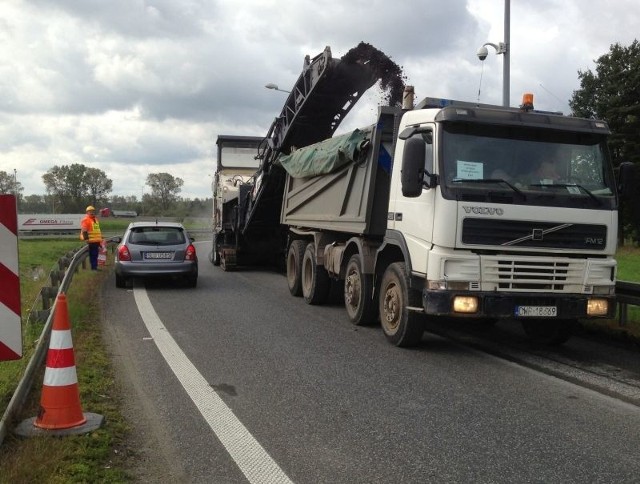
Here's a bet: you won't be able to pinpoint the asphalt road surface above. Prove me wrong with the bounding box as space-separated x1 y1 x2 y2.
102 241 640 483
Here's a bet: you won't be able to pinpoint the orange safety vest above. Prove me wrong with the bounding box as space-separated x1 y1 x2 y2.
80 215 102 243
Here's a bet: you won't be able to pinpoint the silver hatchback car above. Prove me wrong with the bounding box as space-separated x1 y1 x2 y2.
114 221 198 288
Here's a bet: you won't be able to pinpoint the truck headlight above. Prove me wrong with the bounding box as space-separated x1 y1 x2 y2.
587 298 608 316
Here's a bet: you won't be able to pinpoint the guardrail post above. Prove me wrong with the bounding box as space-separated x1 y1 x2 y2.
40 286 57 311
618 302 628 327
58 257 70 271
28 309 50 324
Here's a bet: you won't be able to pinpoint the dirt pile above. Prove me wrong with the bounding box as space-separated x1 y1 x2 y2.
341 41 407 107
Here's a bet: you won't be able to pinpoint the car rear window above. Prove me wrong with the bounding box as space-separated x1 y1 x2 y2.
128 227 186 245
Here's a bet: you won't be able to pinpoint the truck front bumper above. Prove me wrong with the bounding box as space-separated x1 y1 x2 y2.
422 290 616 320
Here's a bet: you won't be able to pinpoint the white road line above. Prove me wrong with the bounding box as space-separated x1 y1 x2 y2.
133 285 293 484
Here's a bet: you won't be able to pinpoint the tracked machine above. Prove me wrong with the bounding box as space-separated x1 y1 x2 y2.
212 45 380 270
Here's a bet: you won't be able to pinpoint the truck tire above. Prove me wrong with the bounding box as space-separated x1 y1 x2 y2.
302 242 330 305
211 235 221 266
379 262 424 347
344 254 377 325
522 319 575 346
287 240 306 297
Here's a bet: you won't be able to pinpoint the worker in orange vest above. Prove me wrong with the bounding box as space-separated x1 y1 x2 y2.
80 205 103 270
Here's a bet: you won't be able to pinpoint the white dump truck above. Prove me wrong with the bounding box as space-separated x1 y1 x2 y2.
213 45 635 347
280 93 626 346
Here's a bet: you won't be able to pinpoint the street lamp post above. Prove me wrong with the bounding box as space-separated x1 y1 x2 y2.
476 0 510 107
265 83 291 94
13 169 18 211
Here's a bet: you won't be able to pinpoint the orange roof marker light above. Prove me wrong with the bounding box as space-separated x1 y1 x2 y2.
520 93 534 112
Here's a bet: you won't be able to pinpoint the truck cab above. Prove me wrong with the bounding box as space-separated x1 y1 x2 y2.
389 96 619 344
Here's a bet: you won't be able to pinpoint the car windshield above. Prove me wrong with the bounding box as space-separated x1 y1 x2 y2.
129 227 185 245
440 123 617 208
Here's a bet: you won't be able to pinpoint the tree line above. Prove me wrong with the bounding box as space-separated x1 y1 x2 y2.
0 165 211 218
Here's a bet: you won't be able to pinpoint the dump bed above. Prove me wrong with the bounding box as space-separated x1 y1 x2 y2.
280 107 399 236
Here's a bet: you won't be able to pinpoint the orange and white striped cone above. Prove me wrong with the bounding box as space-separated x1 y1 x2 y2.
14 293 103 436
34 293 86 429
98 240 107 267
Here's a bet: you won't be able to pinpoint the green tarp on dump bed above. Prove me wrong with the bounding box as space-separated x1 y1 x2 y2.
276 128 370 178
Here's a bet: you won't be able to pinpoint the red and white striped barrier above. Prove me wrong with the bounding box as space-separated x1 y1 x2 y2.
0 195 22 361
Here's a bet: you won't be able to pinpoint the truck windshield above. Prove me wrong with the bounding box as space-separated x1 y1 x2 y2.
220 146 261 169
440 123 616 209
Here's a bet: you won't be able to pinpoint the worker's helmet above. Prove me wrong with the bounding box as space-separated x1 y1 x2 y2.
86 205 96 212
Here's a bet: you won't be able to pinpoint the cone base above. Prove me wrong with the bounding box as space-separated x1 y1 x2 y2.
14 413 104 437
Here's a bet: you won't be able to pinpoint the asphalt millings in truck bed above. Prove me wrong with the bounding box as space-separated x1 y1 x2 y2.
341 41 407 107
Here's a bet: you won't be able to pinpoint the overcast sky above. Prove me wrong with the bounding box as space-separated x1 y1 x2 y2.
1 0 639 201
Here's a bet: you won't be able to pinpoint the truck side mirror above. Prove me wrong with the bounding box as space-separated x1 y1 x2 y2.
618 161 636 200
401 137 426 197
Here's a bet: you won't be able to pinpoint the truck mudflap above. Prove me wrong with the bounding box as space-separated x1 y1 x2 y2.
422 291 616 319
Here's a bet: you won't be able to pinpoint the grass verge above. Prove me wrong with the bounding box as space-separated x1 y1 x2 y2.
0 244 131 483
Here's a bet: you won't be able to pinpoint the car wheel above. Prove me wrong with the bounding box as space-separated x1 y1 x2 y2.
185 274 198 288
379 262 424 347
286 240 306 297
115 274 127 288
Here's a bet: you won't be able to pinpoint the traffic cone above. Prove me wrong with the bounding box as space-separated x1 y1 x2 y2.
98 240 107 267
34 293 86 429
14 293 104 436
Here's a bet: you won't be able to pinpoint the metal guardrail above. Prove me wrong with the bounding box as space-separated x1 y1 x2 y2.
616 280 640 326
0 238 119 446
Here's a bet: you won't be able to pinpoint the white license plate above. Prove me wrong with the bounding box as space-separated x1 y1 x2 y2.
144 252 173 260
516 306 557 317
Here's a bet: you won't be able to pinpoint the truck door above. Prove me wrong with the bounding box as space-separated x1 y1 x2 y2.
388 126 436 275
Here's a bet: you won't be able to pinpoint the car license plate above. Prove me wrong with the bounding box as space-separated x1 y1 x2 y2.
144 252 173 260
515 306 557 317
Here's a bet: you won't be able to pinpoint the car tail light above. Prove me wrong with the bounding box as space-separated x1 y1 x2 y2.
185 244 196 261
118 245 131 261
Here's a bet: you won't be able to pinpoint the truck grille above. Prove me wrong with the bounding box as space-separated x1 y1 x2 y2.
482 256 586 292
462 219 606 250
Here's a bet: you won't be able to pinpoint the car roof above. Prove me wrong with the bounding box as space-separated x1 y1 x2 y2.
126 221 185 229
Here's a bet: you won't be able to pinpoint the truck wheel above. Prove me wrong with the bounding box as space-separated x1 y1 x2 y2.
211 235 220 266
344 254 377 325
522 319 575 346
287 240 306 297
302 242 330 305
379 262 424 347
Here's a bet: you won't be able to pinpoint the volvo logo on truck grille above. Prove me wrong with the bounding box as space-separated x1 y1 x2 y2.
463 206 504 216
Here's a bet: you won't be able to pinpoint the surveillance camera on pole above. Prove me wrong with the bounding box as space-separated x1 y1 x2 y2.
476 46 489 61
